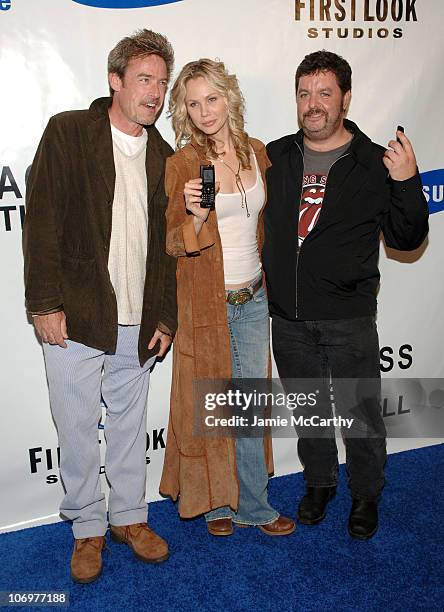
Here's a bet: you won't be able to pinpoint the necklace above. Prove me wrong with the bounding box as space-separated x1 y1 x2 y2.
216 155 250 217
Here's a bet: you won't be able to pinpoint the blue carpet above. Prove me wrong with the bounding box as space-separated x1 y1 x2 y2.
0 444 443 611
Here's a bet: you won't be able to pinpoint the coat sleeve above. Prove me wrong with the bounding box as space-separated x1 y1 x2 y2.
164 155 216 257
158 226 178 336
23 117 65 313
381 172 429 251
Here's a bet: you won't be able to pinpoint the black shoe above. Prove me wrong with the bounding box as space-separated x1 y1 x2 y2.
348 499 378 540
297 486 336 525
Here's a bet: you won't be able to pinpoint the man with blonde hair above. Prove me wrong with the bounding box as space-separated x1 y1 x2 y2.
23 29 177 583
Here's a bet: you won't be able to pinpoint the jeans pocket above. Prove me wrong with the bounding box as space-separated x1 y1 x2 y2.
226 301 237 323
252 286 267 303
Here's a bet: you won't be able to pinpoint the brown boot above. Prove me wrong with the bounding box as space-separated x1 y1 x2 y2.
207 518 234 536
70 536 105 583
258 516 296 536
110 523 169 563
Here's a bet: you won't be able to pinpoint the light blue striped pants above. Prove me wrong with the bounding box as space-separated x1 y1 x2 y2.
43 325 155 539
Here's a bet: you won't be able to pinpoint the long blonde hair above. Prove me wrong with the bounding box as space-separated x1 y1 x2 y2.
168 59 251 170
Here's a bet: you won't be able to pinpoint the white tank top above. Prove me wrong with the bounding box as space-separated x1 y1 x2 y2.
215 151 264 285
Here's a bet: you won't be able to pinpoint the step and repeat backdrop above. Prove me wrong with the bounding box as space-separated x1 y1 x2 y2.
1 0 443 532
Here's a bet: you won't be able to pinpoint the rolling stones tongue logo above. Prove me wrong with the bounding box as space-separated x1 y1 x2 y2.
299 174 327 243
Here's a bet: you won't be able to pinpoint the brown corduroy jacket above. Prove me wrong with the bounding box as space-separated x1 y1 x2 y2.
159 138 274 518
23 97 177 365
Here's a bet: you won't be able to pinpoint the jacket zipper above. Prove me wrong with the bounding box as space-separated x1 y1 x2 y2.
294 142 304 319
294 143 350 318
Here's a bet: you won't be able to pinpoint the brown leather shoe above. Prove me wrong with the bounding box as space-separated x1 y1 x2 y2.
70 536 105 584
207 518 234 536
258 516 296 536
110 523 169 563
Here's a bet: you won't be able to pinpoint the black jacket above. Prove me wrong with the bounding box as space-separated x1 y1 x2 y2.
263 120 429 321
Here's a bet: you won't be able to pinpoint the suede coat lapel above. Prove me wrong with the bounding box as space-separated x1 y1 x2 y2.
146 125 164 209
88 98 115 203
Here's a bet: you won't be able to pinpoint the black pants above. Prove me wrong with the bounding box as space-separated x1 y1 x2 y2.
272 315 386 501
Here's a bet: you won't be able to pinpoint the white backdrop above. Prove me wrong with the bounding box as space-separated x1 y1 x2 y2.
1 0 443 533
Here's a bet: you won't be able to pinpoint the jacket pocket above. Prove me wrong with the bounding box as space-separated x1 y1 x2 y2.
60 257 98 322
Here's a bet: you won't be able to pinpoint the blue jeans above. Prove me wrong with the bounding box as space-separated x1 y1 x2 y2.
205 286 279 525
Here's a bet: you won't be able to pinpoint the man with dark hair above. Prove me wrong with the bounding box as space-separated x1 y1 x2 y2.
23 29 177 582
295 49 351 94
263 50 428 539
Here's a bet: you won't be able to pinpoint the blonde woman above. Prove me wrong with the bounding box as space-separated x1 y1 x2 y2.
159 59 295 537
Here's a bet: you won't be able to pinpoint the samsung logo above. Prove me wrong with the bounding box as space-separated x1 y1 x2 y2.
421 169 444 215
73 0 182 8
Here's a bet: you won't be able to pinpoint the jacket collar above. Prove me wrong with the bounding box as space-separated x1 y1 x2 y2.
187 138 210 162
291 118 374 169
87 96 165 204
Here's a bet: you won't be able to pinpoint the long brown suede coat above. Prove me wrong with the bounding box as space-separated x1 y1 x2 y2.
159 138 274 518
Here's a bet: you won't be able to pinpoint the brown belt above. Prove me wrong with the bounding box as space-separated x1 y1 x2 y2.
225 276 263 305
